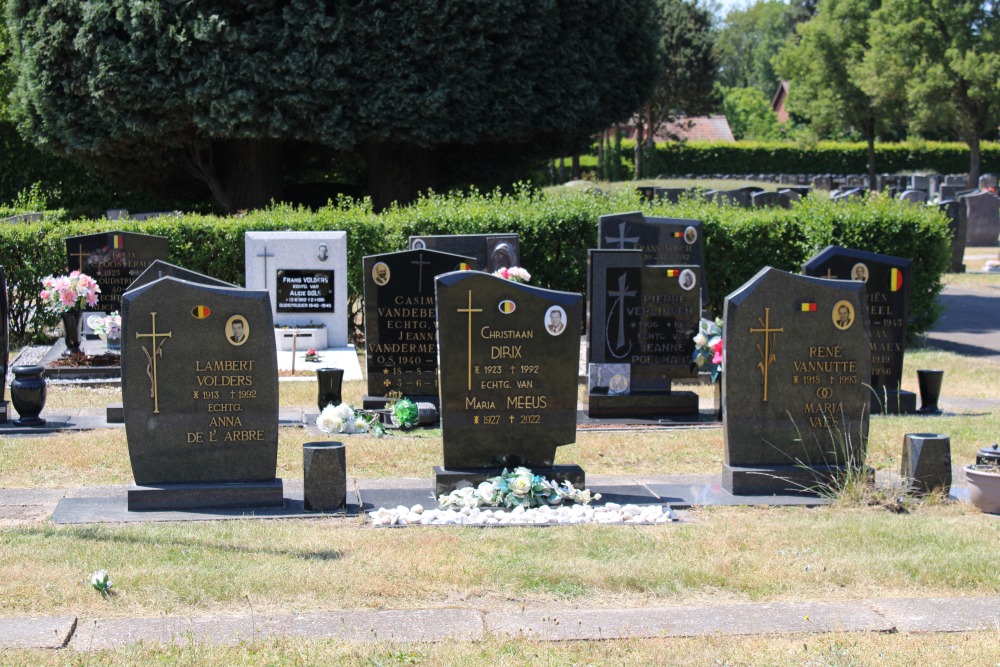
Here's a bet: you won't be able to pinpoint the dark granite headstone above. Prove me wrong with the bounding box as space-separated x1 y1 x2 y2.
408 234 518 273
0 265 7 423
598 211 709 308
121 276 281 510
937 201 966 273
586 249 700 418
65 231 169 313
362 249 477 408
962 191 1000 246
129 259 236 292
751 191 787 209
723 267 871 495
803 246 915 414
434 271 583 493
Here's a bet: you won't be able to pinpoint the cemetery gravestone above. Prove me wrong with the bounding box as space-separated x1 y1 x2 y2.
244 231 348 348
937 200 966 272
979 173 998 191
362 249 477 409
64 231 169 313
434 271 583 494
121 277 282 510
803 246 915 414
898 190 928 204
0 265 7 423
587 249 700 418
598 211 709 309
408 233 519 274
130 259 237 291
962 191 1000 246
723 267 871 495
908 175 930 191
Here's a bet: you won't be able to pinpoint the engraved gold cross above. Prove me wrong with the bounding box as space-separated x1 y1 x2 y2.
749 307 783 402
136 312 172 414
456 290 482 391
70 243 90 272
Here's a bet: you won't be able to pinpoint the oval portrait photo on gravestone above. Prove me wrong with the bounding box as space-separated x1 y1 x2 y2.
679 269 697 291
227 314 249 346
851 263 869 282
372 262 390 286
684 226 698 244
545 305 567 336
832 300 855 330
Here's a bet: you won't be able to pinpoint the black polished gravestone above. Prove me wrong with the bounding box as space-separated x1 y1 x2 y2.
802 246 915 414
433 271 583 495
409 233 518 274
362 249 477 409
0 265 8 423
130 259 236 292
597 211 710 310
121 277 281 510
587 249 701 418
723 268 871 495
65 231 169 313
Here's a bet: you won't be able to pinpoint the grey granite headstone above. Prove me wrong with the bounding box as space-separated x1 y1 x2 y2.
587 249 700 418
937 200 966 273
408 234 519 274
0 265 7 423
121 277 281 510
751 191 788 209
434 271 583 493
362 249 477 408
723 267 871 495
64 231 169 313
900 433 951 495
962 191 1000 246
129 259 236 292
908 175 930 191
598 211 709 308
898 190 928 204
803 246 915 414
303 442 347 511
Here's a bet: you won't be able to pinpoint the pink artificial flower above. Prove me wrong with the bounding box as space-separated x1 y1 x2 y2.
306 348 317 356
711 339 723 365
85 291 99 307
60 289 77 307
69 270 81 278
39 290 50 301
497 267 510 280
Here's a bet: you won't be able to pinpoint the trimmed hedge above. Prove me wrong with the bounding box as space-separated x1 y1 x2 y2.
603 139 1000 178
0 188 950 344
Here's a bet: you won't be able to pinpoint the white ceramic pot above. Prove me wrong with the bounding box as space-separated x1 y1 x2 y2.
965 465 1000 514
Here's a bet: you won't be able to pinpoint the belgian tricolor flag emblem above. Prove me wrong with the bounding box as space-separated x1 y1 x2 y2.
191 305 211 319
666 269 680 278
456 262 472 271
498 300 516 314
889 268 904 292
800 302 817 312
672 231 684 238
112 234 124 249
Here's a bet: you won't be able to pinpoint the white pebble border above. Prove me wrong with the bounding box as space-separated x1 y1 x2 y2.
368 502 676 526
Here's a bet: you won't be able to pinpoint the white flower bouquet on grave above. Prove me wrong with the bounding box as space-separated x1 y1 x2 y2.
87 311 121 339
492 266 531 283
88 569 113 598
438 467 601 509
692 317 724 382
316 402 385 436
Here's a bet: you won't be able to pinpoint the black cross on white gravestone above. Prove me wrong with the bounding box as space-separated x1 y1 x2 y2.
256 246 275 288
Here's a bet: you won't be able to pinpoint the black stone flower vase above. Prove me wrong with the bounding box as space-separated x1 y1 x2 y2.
61 310 84 356
917 369 944 415
10 365 46 427
316 367 345 412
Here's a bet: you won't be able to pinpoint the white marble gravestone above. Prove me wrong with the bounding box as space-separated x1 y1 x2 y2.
244 231 348 348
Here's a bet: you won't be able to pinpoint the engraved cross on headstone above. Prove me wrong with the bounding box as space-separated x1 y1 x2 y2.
70 243 91 273
604 222 640 249
456 290 483 391
749 307 783 402
411 252 431 293
606 271 636 356
135 312 172 414
256 245 275 288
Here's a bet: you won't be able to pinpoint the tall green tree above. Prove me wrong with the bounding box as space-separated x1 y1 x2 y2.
7 1 660 212
863 0 1000 185
775 0 890 188
718 85 782 140
634 0 718 178
715 0 802 97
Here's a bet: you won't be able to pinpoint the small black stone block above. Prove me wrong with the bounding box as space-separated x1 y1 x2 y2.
588 391 699 418
434 464 585 497
127 480 284 511
106 403 124 424
303 442 346 512
901 433 951 494
871 390 917 415
0 400 7 424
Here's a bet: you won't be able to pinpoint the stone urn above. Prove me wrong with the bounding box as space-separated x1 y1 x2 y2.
10 365 47 427
964 465 1000 514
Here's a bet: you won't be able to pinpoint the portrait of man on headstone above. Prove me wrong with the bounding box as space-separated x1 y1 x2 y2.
545 306 566 336
228 315 249 345
684 226 697 245
833 301 855 330
372 262 390 286
852 263 869 282
679 269 697 291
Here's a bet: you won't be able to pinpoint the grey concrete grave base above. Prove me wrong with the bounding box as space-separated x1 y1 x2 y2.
6 596 1000 650
128 480 285 511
